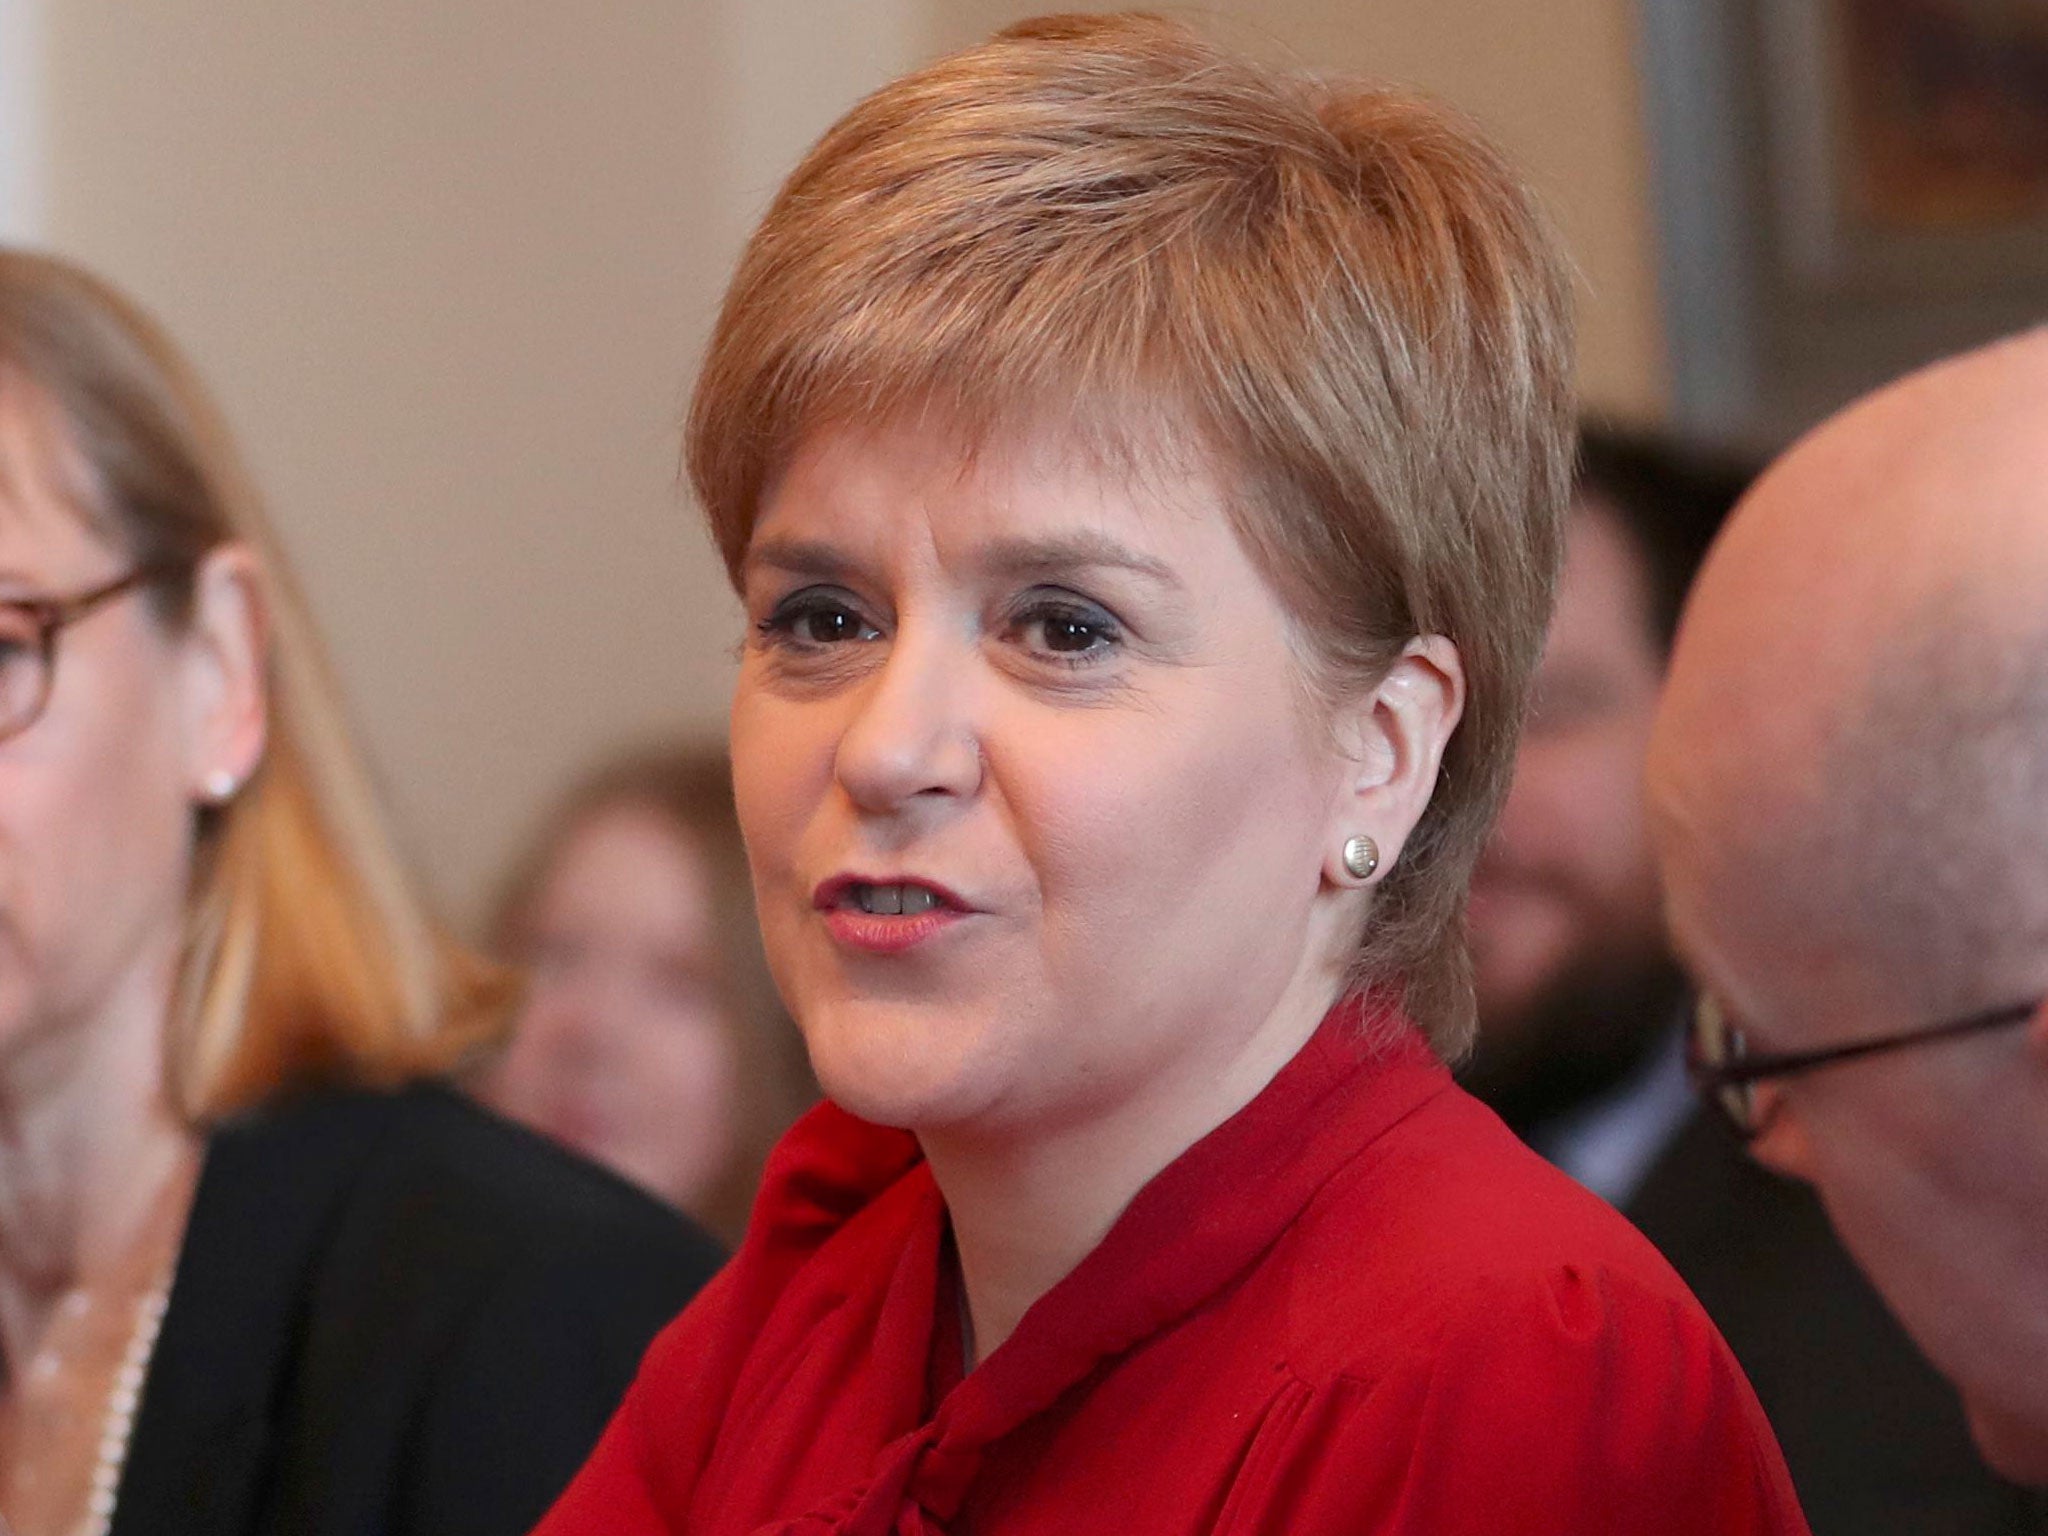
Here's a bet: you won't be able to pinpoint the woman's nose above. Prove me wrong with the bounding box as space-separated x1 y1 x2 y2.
832 630 983 814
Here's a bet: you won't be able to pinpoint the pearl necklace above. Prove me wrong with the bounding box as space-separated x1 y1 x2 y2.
2 1143 194 1536
74 1283 168 1536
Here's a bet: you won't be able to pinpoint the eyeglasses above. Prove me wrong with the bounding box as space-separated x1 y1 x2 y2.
1687 990 2039 1141
0 568 166 744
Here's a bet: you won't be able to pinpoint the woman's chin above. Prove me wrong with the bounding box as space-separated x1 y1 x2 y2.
814 1056 997 1134
802 1016 1009 1135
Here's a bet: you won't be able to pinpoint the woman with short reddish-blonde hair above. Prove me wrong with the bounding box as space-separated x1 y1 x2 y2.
540 15 1808 1534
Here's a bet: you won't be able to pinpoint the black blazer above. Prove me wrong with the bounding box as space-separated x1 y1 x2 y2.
1628 1109 2046 1535
112 1084 723 1536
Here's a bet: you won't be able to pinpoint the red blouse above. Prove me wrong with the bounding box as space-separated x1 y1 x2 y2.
535 1001 1809 1535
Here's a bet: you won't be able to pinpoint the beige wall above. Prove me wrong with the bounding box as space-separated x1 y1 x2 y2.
0 1 47 241
20 1 1665 930
928 0 1667 417
32 0 918 927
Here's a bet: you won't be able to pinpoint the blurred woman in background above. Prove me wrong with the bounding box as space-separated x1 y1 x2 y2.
0 249 718 1536
481 747 813 1242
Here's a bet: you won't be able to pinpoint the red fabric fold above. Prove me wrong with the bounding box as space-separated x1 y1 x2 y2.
536 996 1811 1535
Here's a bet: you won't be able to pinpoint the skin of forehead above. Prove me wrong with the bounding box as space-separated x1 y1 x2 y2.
1649 329 2048 894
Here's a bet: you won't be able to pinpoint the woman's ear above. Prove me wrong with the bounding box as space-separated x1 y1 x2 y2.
177 543 270 805
1322 635 1465 887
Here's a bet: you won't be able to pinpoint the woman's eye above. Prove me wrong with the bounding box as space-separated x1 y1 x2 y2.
1012 596 1122 661
759 590 882 647
1036 613 1107 653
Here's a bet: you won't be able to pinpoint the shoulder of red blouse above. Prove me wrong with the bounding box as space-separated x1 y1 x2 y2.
1267 1067 1723 1382
1218 1257 1810 1535
533 1001 1810 1535
531 1096 936 1534
1209 1078 1811 1533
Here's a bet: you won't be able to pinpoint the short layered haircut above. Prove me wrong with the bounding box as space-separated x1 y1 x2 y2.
687 12 1576 1054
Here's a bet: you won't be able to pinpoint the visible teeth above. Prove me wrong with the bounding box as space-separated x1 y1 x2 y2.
853 883 943 916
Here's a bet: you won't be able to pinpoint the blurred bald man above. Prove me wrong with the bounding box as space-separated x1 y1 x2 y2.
1470 428 2029 1532
1651 328 2048 1496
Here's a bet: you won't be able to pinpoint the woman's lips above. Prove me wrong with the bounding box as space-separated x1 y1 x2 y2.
813 874 973 955
821 906 967 954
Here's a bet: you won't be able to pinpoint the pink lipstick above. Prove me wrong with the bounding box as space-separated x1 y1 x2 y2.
813 874 973 955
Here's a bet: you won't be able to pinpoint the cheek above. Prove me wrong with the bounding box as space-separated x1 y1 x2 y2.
652 1012 740 1101
1541 737 1659 910
731 686 826 882
1009 692 1330 966
730 689 833 1009
1490 748 1576 865
1961 1401 2048 1486
1798 1098 1979 1342
497 980 594 1067
1540 733 1644 848
0 673 195 1006
734 797 803 903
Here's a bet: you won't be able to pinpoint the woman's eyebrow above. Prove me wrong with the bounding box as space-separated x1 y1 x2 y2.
742 536 861 584
976 532 1183 590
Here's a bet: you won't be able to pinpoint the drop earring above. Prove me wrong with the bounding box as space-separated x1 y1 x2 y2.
1341 834 1380 882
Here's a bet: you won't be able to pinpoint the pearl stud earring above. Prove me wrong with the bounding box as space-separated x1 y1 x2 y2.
203 769 240 803
1341 834 1380 882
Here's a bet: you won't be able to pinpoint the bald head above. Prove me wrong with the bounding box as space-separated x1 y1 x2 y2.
1651 328 2048 1022
1645 329 2048 1482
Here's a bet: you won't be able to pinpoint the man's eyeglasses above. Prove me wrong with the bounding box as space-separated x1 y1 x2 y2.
0 568 167 744
1688 990 2039 1141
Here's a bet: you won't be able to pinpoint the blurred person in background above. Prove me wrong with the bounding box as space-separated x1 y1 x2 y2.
539 16 1807 1534
479 746 814 1243
1651 329 2048 1499
0 249 719 1536
1464 428 1736 1158
1464 426 2031 1531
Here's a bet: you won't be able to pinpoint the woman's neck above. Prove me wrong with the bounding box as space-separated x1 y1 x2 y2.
923 964 1343 1366
0 950 197 1378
